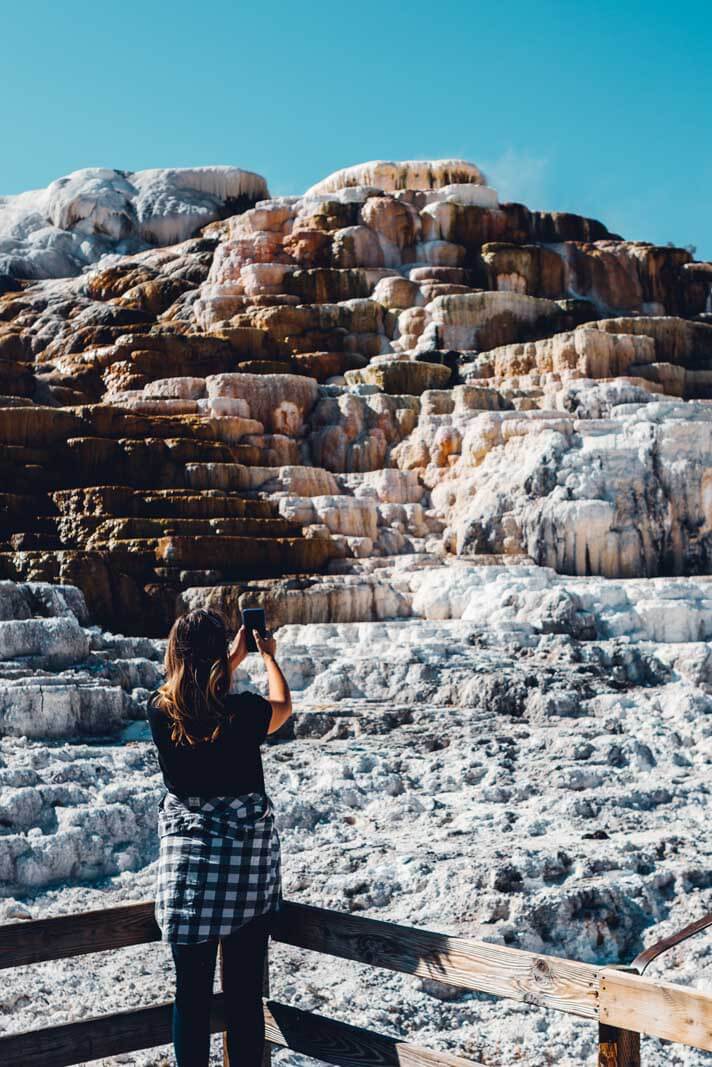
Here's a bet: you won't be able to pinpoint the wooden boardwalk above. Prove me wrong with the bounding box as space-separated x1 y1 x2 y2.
0 899 710 1065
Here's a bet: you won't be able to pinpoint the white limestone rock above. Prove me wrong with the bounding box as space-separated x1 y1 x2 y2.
0 166 268 279
143 376 207 399
305 159 489 196
308 390 420 473
206 373 318 435
407 563 712 643
0 581 89 625
390 388 712 578
0 582 162 739
487 327 656 381
0 682 128 738
0 617 90 668
414 291 563 353
279 495 379 540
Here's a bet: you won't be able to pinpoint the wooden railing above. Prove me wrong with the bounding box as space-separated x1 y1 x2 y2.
0 899 710 1066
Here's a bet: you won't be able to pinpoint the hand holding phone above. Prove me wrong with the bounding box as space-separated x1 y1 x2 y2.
253 629 277 659
241 608 267 653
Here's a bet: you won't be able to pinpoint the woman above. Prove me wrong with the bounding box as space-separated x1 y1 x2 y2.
147 608 292 1067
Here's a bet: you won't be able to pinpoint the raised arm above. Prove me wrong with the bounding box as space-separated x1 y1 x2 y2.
254 630 292 735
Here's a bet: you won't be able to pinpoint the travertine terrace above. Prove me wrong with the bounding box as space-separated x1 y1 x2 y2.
1 159 712 1064
2 158 712 633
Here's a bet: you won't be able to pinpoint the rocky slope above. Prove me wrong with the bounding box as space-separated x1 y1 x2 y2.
1 158 712 1064
2 159 712 634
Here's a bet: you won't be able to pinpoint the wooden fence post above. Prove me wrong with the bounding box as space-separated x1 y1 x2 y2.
220 942 230 1067
262 939 271 1067
598 1023 641 1067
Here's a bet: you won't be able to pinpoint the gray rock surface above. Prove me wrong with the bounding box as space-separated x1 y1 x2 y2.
0 572 710 1064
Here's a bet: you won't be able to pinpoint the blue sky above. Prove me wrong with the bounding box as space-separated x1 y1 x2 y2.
3 0 711 257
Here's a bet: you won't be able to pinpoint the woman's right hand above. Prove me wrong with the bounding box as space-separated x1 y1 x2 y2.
258 629 292 735
254 629 277 659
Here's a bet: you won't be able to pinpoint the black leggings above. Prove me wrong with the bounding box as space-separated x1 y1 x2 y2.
171 914 269 1067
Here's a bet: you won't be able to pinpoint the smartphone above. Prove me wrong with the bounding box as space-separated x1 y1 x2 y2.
242 608 267 653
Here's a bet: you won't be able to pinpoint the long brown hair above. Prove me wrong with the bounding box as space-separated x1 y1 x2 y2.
155 609 231 745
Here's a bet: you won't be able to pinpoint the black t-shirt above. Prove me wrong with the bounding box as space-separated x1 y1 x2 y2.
147 691 273 797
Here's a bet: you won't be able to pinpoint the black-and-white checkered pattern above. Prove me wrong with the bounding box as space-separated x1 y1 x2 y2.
155 791 281 944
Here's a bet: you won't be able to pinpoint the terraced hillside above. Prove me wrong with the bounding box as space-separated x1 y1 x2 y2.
2 159 712 634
